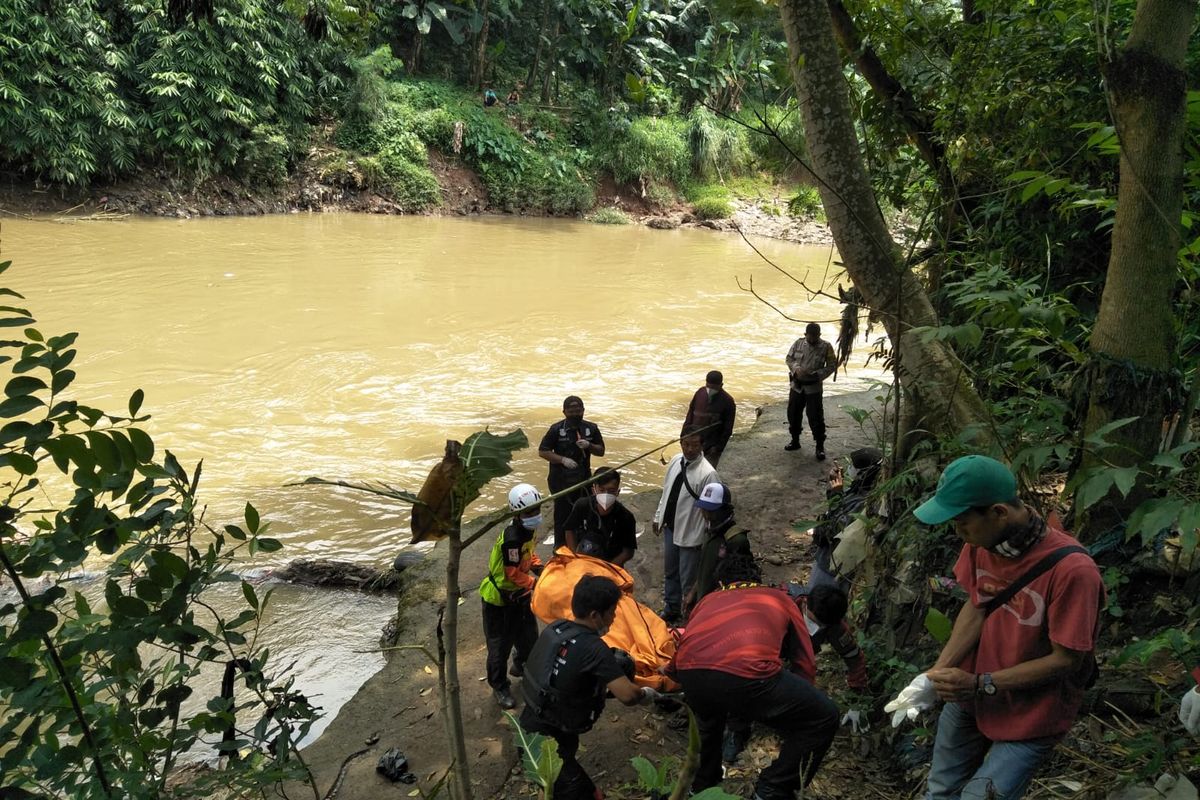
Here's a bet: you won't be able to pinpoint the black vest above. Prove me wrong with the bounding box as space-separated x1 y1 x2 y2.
521 620 607 733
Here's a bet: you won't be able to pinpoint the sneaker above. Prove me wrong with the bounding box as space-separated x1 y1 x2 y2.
509 661 524 678
493 687 517 710
784 440 801 451
722 729 749 763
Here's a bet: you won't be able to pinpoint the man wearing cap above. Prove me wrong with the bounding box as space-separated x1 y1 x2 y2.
684 482 752 616
891 455 1102 800
785 323 837 460
539 396 606 549
653 428 720 624
683 371 737 466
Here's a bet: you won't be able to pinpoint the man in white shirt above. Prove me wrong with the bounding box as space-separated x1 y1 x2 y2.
652 428 720 624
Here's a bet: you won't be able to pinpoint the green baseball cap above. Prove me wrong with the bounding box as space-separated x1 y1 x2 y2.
913 455 1018 525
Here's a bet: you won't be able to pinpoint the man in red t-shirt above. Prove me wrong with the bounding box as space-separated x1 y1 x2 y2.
899 455 1102 800
668 554 839 800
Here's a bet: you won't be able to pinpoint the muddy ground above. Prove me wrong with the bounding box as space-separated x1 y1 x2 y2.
291 390 910 800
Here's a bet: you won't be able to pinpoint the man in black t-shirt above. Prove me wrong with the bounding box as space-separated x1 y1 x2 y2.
520 576 658 800
562 468 637 567
539 396 606 549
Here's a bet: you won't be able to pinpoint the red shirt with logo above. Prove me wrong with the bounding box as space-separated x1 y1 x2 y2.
953 522 1102 740
670 585 816 682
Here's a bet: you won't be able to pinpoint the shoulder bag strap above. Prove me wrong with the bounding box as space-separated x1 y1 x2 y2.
680 461 701 500
983 545 1088 617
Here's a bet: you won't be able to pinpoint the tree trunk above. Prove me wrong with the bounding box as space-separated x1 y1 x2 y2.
441 533 473 800
525 0 550 89
778 0 990 453
472 0 491 89
1076 0 1195 537
411 34 424 74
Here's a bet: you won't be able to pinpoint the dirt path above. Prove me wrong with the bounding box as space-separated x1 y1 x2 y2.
294 388 905 800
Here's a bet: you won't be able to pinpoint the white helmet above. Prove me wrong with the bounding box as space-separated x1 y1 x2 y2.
508 483 542 511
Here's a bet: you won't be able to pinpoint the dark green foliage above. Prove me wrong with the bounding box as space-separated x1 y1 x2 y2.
0 259 319 797
0 0 337 184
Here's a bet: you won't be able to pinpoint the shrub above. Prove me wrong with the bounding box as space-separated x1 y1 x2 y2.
646 180 677 208
741 102 808 170
686 106 750 179
356 155 387 189
343 46 405 130
601 116 689 186
788 185 822 218
693 196 734 219
589 207 631 224
240 124 292 187
378 152 441 209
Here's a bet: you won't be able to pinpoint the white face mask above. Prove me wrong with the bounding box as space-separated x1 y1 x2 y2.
706 387 718 398
595 493 617 511
521 514 542 530
804 615 822 637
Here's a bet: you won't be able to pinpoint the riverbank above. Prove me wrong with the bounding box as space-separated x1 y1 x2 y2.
0 168 833 250
292 388 894 799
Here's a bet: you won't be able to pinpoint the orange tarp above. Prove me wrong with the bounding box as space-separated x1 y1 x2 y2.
531 548 679 692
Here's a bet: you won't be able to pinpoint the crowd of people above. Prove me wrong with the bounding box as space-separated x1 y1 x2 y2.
470 331 1197 800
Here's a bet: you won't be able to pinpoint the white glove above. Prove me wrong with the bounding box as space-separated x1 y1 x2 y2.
840 709 868 734
884 674 936 728
1181 687 1200 735
641 686 662 704
560 457 578 470
576 439 591 451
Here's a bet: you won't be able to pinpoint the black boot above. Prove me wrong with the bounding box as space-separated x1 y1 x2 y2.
815 441 826 461
784 437 801 451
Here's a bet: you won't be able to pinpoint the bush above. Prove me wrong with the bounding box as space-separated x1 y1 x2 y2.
646 180 677 208
741 102 808 170
788 185 822 218
378 151 441 209
686 106 750 179
589 207 631 224
693 196 734 219
240 124 292 187
600 116 689 186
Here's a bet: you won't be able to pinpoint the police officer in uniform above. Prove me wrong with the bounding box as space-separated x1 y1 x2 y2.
538 396 606 548
520 576 659 800
480 484 546 709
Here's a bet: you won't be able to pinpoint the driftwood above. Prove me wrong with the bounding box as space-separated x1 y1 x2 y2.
275 556 422 593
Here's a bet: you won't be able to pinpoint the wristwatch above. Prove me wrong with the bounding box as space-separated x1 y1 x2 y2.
977 673 997 696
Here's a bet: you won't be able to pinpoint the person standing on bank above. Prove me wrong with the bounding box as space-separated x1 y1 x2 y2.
669 553 840 800
563 467 638 567
520 575 661 800
539 396 606 549
683 370 737 466
785 322 837 460
886 455 1103 800
652 427 720 624
479 483 546 710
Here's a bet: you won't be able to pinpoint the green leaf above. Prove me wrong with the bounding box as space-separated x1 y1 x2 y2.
256 537 282 553
245 503 260 533
1084 416 1139 447
1127 498 1186 543
0 394 43 418
129 388 144 417
4 452 37 475
5 375 46 397
224 524 247 541
84 431 120 472
51 368 75 394
128 428 154 462
631 756 659 790
457 428 529 508
16 608 57 640
242 581 259 610
1075 470 1116 512
924 607 952 643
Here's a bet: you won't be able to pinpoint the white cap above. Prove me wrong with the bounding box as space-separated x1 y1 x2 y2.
696 482 732 510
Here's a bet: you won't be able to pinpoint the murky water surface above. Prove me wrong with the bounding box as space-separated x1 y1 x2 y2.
0 214 874 741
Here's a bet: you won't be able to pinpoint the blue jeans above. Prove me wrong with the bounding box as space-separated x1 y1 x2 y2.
662 527 700 615
926 702 1060 800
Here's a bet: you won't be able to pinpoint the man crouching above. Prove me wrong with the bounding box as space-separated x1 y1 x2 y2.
520 575 660 800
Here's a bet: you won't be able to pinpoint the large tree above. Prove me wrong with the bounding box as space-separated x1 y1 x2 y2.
1077 0 1197 535
777 0 990 454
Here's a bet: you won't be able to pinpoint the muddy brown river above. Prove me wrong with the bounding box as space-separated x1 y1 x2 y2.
0 213 878 741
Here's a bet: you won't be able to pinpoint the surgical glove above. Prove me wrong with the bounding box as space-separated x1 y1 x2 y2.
841 709 868 734
560 457 578 470
1181 688 1200 736
884 673 936 728
576 439 591 451
641 686 662 704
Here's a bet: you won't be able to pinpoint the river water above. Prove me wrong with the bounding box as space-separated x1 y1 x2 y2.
0 213 873 740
